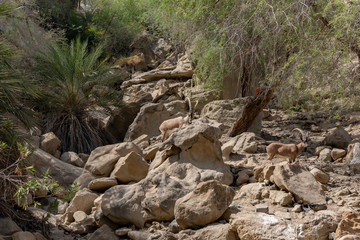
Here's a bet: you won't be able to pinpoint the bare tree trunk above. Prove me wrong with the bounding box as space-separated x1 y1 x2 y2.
228 88 273 137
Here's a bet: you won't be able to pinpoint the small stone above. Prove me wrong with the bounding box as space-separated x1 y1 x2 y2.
12 231 36 240
310 168 330 184
336 188 351 196
331 148 347 161
311 125 322 132
73 211 87 223
292 205 302 213
255 204 269 213
318 148 332 162
115 227 132 236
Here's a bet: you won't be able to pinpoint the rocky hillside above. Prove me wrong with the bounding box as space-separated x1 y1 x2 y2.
2 35 360 240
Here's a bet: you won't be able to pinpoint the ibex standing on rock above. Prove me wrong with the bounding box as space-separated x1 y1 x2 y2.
159 98 198 142
266 128 309 163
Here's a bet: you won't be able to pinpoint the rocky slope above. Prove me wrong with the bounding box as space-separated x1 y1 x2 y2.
2 34 360 240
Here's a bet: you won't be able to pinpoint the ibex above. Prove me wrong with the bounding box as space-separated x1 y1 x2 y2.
266 128 309 163
159 98 198 142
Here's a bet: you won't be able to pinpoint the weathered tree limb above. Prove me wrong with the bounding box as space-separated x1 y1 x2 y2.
228 88 273 137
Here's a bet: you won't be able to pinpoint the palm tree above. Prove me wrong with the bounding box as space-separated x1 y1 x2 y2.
0 1 37 150
32 37 126 153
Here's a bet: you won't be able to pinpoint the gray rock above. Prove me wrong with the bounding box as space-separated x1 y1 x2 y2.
0 217 21 235
318 148 332 162
255 204 269 213
12 231 36 240
27 148 82 185
323 127 352 149
60 152 84 168
88 224 118 240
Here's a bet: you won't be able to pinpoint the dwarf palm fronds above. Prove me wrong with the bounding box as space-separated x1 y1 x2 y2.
32 37 126 153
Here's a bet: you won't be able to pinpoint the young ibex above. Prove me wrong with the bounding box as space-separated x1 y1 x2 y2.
159 98 198 142
266 128 309 163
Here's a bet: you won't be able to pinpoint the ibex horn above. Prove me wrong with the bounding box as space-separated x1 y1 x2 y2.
292 128 307 142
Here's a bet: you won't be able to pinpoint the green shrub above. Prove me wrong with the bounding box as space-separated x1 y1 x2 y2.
31 37 126 153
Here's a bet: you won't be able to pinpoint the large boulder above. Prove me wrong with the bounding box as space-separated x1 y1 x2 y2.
323 127 352 149
84 142 143 176
272 163 326 208
201 97 262 135
101 124 233 227
174 180 235 229
124 100 189 141
27 148 82 186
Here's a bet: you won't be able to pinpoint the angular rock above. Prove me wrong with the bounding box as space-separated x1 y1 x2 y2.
60 152 84 168
174 180 235 229
255 204 269 213
88 177 118 192
296 213 338 240
233 132 258 153
323 127 352 149
0 217 21 235
27 148 82 185
144 146 159 161
272 163 326 207
236 171 250 186
331 148 347 161
84 142 142 176
40 132 61 155
239 183 264 200
318 148 332 162
269 190 293 206
64 189 98 224
110 151 149 183
88 224 118 240
335 212 360 240
133 134 150 149
102 124 233 228
74 169 99 189
193 223 238 240
310 168 330 184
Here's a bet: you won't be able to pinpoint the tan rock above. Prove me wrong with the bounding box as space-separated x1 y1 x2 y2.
236 171 250 186
193 223 238 240
272 163 326 207
144 146 159 161
334 212 360 240
174 180 235 229
40 132 61 155
331 148 347 161
88 177 117 192
318 148 332 162
269 190 293 206
110 151 149 183
310 168 330 184
64 189 98 224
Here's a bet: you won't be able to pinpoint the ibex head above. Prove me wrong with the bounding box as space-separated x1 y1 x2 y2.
292 128 309 150
186 97 198 124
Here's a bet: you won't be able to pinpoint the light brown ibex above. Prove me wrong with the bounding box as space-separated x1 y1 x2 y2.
266 128 308 163
159 98 198 142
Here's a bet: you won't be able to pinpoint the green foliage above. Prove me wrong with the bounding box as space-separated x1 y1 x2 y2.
89 0 145 55
63 182 78 202
14 169 59 209
31 37 126 153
